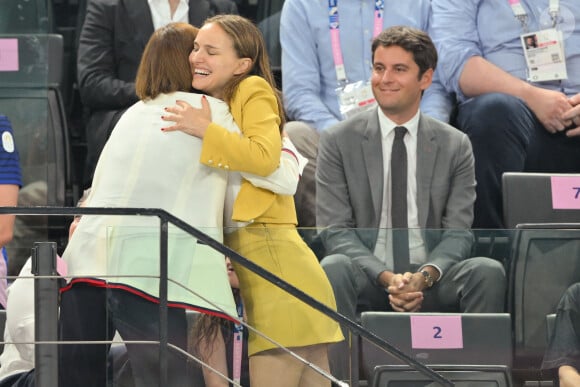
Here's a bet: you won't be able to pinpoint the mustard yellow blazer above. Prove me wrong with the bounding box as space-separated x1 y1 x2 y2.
200 76 298 224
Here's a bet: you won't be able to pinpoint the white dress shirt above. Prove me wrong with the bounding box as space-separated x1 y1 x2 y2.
148 0 189 30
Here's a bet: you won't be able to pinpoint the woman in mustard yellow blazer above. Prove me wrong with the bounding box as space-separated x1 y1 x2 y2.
162 14 343 387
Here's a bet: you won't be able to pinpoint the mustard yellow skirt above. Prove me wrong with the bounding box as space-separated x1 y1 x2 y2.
225 223 344 356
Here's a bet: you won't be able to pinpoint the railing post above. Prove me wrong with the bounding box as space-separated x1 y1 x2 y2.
32 241 59 387
159 220 168 386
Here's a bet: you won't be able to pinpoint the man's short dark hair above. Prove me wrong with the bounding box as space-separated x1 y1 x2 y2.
372 25 438 79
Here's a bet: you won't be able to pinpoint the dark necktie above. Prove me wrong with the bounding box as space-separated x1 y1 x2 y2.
391 126 410 274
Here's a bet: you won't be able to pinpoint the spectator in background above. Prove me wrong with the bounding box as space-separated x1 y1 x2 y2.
279 0 455 241
430 0 580 229
280 0 454 132
542 283 580 387
77 0 237 188
0 115 21 310
317 26 506 380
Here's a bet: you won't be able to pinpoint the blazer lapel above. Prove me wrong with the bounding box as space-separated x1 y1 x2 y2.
122 0 155 49
361 110 384 217
416 114 438 227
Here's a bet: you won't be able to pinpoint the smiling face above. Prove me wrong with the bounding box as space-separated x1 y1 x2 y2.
189 22 251 99
371 45 433 124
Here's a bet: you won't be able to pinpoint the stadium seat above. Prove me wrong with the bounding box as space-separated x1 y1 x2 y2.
0 33 75 275
507 224 580 382
370 364 513 387
360 312 512 382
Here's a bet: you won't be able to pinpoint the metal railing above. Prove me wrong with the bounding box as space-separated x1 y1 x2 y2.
0 206 455 387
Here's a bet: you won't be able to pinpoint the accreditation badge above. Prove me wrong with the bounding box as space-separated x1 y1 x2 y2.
521 28 567 82
336 81 377 119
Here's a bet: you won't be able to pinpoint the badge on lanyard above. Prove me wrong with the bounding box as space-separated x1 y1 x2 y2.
329 0 382 119
521 29 567 82
510 0 568 82
336 81 377 119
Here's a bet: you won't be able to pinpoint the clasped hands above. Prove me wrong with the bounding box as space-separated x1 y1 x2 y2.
161 95 212 138
526 88 580 136
384 272 426 313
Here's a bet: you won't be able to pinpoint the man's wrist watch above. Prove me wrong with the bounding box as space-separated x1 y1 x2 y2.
420 270 435 288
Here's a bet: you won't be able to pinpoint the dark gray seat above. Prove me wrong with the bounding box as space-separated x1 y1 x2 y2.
502 172 580 229
370 364 512 387
507 223 580 382
0 33 75 276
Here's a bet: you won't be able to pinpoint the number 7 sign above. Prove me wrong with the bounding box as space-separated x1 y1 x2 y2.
551 176 580 209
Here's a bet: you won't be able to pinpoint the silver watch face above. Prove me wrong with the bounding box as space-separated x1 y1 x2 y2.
421 270 433 286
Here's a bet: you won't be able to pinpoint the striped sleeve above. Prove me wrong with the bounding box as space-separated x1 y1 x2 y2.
0 115 22 187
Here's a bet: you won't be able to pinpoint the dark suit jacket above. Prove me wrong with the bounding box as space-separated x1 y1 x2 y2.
77 0 237 186
316 109 476 284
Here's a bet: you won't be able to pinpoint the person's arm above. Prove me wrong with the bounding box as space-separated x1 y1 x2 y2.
425 132 475 269
559 365 580 387
162 83 282 177
0 185 18 247
200 77 282 177
240 136 308 196
280 0 339 131
164 99 303 194
419 6 456 123
0 115 20 250
162 91 297 193
459 56 571 132
199 328 229 387
421 70 456 123
77 0 138 110
431 0 571 132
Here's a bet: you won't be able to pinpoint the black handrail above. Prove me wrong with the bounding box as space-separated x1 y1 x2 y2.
0 206 454 387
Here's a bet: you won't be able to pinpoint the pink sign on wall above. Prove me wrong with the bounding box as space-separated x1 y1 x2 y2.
551 176 580 209
0 39 19 71
410 315 463 349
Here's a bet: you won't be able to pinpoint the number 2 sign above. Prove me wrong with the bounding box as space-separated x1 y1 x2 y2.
410 315 463 349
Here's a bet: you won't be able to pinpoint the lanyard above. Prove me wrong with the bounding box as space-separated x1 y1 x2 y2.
509 0 560 31
232 302 244 384
328 0 384 84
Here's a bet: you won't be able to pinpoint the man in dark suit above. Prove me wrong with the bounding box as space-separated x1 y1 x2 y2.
77 0 237 188
317 26 506 377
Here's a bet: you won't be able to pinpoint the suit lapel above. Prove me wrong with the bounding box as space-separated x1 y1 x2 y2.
122 0 155 49
361 110 384 217
416 114 438 227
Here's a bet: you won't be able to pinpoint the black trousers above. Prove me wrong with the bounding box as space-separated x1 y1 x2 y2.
58 283 189 387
